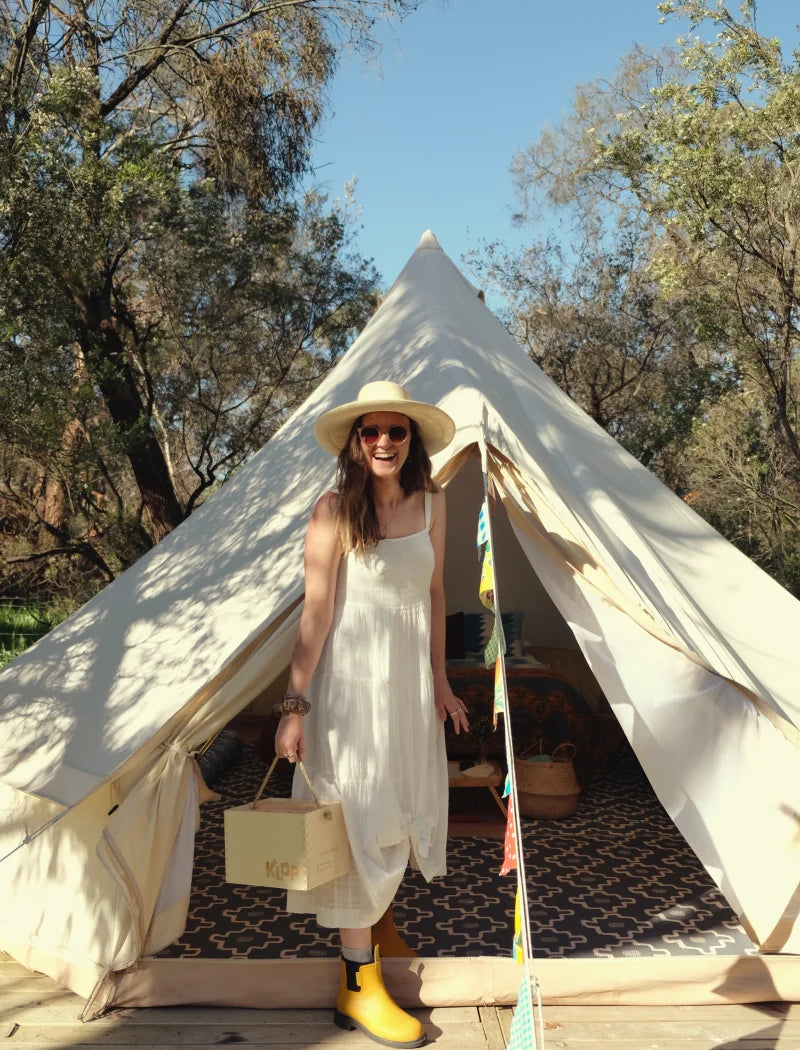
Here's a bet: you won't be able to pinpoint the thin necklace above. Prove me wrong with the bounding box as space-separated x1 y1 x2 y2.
378 497 402 538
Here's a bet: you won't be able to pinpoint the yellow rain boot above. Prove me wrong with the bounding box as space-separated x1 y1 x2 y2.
334 946 426 1048
372 904 419 958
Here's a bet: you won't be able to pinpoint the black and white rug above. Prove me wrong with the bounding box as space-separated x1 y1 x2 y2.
156 744 756 961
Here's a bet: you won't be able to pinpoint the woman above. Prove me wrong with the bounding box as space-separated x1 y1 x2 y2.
274 380 468 1048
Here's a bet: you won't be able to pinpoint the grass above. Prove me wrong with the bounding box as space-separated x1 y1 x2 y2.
0 602 65 669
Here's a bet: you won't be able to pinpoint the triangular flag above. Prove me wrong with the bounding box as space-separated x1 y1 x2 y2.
500 792 518 876
479 540 494 611
505 967 537 1050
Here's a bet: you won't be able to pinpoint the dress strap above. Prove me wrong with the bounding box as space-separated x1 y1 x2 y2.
424 490 432 530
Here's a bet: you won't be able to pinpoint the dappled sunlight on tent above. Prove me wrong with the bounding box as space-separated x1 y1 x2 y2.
1 229 800 1013
0 781 122 995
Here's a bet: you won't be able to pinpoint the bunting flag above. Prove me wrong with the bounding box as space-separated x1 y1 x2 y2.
483 620 499 668
479 538 495 612
499 791 518 876
476 502 489 549
477 492 539 1047
513 887 524 964
493 655 505 719
477 500 495 616
506 967 537 1050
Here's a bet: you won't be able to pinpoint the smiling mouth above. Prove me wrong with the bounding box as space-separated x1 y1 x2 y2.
373 452 396 461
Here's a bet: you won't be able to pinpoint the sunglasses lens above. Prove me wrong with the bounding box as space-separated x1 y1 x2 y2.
359 425 408 445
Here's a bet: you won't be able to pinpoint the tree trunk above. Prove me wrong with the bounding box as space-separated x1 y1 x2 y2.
34 418 83 530
76 286 184 542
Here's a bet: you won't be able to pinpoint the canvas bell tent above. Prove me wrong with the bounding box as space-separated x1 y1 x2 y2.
1 231 799 1016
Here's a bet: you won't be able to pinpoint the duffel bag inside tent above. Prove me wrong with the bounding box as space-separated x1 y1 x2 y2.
1 231 799 1016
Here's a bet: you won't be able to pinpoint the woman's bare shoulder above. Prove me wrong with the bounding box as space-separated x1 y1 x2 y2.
428 484 446 528
311 490 340 522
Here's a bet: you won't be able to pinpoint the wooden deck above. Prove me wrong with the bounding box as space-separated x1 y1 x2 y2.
2 956 799 1048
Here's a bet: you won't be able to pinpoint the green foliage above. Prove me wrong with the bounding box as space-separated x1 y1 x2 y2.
500 0 800 592
0 601 69 668
681 386 800 594
473 222 733 482
0 0 406 599
598 1 800 465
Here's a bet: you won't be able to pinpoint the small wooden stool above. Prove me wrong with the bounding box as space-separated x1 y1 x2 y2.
447 760 508 819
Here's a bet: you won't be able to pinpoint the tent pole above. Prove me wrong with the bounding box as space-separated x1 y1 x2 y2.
478 430 545 1049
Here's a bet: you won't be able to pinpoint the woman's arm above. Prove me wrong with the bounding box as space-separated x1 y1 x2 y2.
275 492 342 762
429 487 469 734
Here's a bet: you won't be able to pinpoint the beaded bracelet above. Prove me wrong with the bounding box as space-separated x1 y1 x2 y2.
273 694 311 717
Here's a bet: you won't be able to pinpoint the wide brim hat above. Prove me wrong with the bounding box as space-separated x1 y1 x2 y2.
314 380 456 456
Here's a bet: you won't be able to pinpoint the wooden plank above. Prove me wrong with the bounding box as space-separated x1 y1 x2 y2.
0 1005 478 1026
10 1020 489 1045
4 955 800 1049
540 1004 800 1022
39 1003 793 1026
105 1006 477 1024
479 1005 508 1050
423 1022 490 1048
2 1043 786 1050
526 1020 796 1038
4 1029 489 1048
2 1042 402 1050
498 1004 513 1042
0 980 64 993
534 1043 800 1049
526 1024 800 1048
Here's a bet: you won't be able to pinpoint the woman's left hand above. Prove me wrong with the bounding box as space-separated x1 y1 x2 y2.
435 680 469 734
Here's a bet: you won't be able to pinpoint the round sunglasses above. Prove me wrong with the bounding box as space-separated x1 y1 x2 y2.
358 424 409 446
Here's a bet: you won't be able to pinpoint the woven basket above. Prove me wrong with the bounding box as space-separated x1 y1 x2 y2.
515 742 579 819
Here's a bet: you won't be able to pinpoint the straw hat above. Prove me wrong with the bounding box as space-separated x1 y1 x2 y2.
314 380 455 456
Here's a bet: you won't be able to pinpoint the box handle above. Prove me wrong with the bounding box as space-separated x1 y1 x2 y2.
252 756 320 808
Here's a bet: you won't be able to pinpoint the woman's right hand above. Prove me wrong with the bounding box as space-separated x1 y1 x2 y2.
275 712 305 763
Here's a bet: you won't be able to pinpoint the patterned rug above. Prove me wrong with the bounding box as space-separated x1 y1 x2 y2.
156 743 756 961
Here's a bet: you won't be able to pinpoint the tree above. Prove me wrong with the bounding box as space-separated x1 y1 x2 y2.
473 220 731 480
502 0 800 590
682 383 800 594
599 1 800 483
0 0 415 595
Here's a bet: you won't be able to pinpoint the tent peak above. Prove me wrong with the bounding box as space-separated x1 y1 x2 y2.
416 230 442 252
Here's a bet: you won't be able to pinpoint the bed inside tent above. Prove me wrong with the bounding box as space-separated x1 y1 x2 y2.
109 448 798 1011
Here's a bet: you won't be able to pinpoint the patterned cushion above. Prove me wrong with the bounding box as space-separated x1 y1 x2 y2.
463 611 524 661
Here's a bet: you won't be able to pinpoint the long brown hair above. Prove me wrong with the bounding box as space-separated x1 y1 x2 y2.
335 418 436 552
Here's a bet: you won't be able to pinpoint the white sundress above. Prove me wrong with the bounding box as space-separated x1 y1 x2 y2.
286 490 449 929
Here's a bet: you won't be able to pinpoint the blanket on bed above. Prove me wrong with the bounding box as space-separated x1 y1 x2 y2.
444 664 599 785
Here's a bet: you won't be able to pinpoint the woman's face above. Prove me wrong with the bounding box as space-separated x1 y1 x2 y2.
358 411 411 481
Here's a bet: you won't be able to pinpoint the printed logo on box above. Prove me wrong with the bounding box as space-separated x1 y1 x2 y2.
265 860 301 881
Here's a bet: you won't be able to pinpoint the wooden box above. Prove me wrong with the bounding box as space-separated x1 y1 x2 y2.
224 796 350 890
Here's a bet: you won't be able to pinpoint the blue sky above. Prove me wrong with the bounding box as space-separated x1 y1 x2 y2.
311 0 799 289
